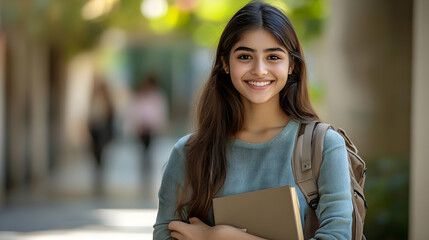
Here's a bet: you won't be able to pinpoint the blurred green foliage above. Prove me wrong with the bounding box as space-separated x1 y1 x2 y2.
364 157 409 239
308 81 324 103
0 0 326 56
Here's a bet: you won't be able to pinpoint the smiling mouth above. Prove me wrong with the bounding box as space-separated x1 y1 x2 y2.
245 80 273 87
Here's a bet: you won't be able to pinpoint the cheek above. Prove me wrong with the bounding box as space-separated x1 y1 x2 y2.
272 65 290 80
229 63 247 83
229 61 246 75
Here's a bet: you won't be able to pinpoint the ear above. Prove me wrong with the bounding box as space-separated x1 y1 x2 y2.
221 56 229 74
288 57 294 75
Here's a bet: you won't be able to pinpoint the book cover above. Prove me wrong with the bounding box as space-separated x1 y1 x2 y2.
213 185 303 240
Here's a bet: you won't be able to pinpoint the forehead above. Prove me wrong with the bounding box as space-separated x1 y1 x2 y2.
232 28 284 50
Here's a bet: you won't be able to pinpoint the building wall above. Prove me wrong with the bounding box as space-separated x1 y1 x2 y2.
409 0 429 238
3 29 50 200
0 33 5 206
317 0 412 160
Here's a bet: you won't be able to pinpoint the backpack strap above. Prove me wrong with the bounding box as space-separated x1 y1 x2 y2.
301 122 315 172
293 122 318 209
312 123 332 182
292 122 332 238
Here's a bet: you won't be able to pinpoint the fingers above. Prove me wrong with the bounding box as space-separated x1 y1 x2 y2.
168 221 187 231
168 218 205 240
189 217 202 224
169 221 186 240
170 230 184 239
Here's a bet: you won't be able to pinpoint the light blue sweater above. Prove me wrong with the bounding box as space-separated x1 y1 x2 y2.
153 119 353 240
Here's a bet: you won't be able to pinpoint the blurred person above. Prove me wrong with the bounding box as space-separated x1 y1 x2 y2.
154 2 353 240
88 78 114 195
128 74 168 191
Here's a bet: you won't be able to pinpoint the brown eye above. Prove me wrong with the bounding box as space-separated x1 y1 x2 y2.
238 55 251 60
268 55 281 60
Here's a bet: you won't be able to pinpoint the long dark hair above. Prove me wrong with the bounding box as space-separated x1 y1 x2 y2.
176 1 319 221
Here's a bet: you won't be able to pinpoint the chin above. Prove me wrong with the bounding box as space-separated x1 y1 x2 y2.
247 98 272 105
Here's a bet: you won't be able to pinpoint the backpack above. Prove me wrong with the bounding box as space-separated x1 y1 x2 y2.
292 122 367 240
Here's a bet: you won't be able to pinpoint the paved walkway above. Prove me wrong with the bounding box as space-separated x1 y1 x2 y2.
0 136 177 240
0 201 157 240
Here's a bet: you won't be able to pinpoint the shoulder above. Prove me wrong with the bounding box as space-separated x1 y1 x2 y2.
323 127 346 152
164 134 192 176
172 134 192 156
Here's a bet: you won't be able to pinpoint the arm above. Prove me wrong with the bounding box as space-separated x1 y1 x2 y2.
153 137 188 240
312 130 353 240
153 136 269 240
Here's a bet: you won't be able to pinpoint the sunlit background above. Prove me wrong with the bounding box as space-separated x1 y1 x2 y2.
0 0 428 239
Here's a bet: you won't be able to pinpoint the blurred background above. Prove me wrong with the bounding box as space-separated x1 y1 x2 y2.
0 0 428 239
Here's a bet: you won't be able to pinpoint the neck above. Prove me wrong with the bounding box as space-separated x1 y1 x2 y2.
241 96 290 133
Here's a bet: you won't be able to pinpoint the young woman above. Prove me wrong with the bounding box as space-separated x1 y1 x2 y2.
153 1 353 239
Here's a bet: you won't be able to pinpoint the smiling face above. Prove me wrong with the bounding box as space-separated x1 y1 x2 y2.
224 28 293 107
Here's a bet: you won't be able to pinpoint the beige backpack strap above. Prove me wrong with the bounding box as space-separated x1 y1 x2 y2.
311 123 332 182
292 122 318 209
301 123 314 171
293 122 332 239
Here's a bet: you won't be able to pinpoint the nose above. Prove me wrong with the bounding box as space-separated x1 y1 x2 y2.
251 58 268 76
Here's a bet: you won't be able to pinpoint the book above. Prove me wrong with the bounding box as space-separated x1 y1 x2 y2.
212 185 304 240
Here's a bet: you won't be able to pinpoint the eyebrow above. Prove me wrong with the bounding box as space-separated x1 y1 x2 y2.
233 46 286 53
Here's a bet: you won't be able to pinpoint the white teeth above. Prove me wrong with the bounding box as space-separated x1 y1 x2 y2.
248 81 271 86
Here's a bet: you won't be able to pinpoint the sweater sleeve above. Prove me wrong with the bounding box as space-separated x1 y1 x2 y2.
312 129 353 240
153 135 189 240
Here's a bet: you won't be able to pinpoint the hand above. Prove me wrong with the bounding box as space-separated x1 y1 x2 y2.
168 217 212 240
168 218 253 240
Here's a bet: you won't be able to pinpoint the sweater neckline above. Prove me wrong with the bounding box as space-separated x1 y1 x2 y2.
230 119 298 149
